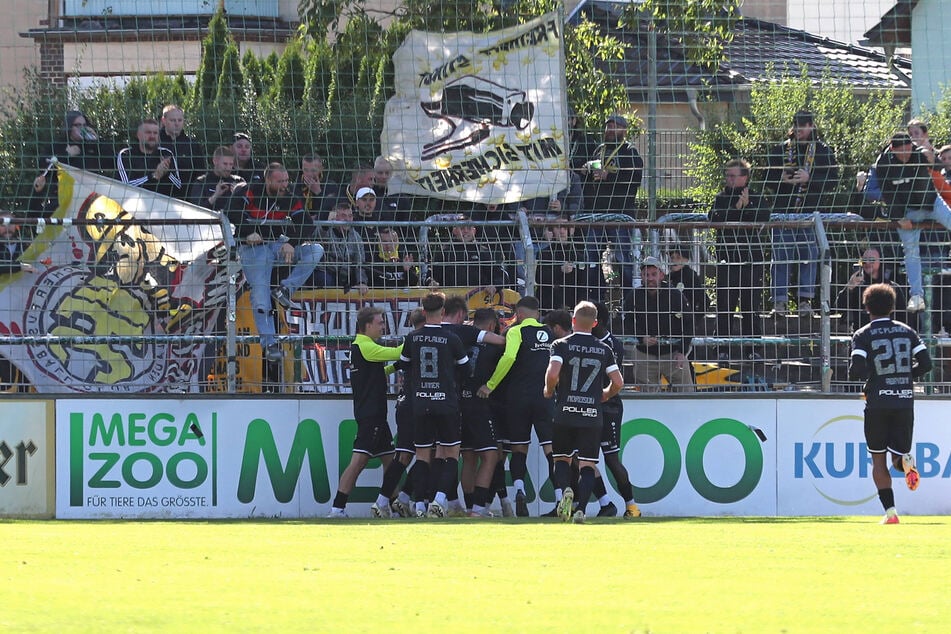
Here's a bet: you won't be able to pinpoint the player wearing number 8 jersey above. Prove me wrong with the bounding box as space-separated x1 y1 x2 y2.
400 292 469 517
849 283 932 524
545 301 623 523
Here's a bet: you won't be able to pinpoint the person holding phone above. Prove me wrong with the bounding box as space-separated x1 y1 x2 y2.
834 246 907 331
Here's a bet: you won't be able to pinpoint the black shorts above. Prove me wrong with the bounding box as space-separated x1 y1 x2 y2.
865 407 914 455
460 395 498 452
352 415 395 457
600 404 622 455
414 411 461 448
505 396 553 446
552 424 601 463
394 397 415 454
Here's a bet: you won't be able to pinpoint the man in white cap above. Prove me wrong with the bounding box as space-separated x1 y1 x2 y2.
620 256 694 392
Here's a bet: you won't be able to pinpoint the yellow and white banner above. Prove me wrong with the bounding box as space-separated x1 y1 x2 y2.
0 164 230 393
383 12 569 204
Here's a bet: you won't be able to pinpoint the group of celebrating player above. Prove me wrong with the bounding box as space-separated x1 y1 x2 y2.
328 281 929 524
328 292 641 522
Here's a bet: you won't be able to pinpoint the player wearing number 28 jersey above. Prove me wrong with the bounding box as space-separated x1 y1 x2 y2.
849 283 931 524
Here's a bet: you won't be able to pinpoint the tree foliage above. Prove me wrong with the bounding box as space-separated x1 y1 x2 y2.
684 67 909 205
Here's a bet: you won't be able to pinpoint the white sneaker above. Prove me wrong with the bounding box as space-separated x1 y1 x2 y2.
326 509 348 519
500 499 515 518
907 295 926 312
426 501 446 518
572 509 585 524
370 502 392 518
391 499 413 518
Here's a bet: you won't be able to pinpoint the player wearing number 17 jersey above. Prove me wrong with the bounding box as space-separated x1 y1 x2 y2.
849 283 932 524
545 301 623 523
399 292 469 517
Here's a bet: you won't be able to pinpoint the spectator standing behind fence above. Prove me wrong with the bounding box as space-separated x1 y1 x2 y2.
665 244 711 335
535 218 599 312
621 257 694 392
709 159 771 338
159 104 204 199
835 246 907 332
226 162 323 362
31 110 114 217
292 155 338 220
117 118 182 198
875 132 951 313
583 114 644 288
232 132 264 185
367 226 418 288
189 146 245 212
312 202 369 295
428 218 507 296
765 110 838 316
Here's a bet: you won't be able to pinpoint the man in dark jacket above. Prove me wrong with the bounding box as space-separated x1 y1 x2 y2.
621 257 694 392
709 158 772 337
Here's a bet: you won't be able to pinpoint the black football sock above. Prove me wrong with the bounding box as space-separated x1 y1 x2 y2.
380 460 407 499
440 458 459 498
510 452 527 485
463 491 475 510
878 487 895 511
474 486 491 508
553 460 571 491
332 491 349 510
605 453 634 502
412 460 431 503
575 466 596 514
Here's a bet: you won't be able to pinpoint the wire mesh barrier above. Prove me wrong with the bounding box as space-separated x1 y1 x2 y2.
4 189 951 395
1 1 949 394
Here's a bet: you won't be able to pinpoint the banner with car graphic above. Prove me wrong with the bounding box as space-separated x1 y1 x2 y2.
382 12 569 205
0 164 231 393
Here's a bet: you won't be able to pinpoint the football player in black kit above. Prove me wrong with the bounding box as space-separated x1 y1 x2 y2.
328 306 401 518
849 283 932 524
400 292 469 517
478 296 557 517
544 301 623 523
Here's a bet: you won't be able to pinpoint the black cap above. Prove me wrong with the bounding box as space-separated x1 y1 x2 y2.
792 110 814 126
890 132 913 147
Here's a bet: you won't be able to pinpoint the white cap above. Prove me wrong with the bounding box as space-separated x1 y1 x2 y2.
356 187 376 199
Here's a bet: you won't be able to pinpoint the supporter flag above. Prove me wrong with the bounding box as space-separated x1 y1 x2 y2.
383 12 569 204
0 163 232 393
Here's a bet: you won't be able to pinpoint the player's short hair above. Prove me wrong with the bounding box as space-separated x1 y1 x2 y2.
421 292 446 315
443 295 468 319
542 309 572 333
515 295 540 312
212 145 235 159
863 283 896 317
356 306 384 334
572 301 598 326
473 307 498 330
409 307 426 328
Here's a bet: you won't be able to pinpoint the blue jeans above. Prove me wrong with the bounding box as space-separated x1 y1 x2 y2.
897 196 951 298
238 240 323 347
771 227 818 302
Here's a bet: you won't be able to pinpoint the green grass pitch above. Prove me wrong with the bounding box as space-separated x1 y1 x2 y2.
3 516 951 632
